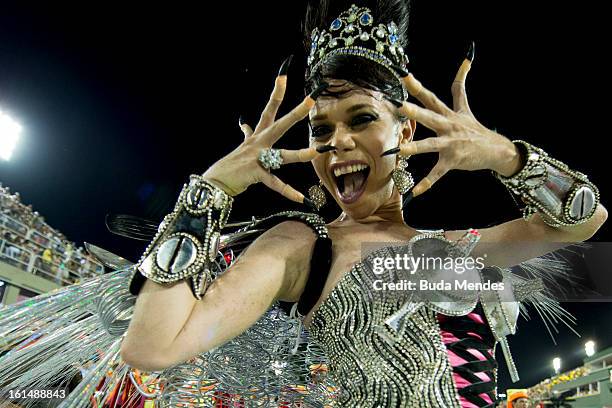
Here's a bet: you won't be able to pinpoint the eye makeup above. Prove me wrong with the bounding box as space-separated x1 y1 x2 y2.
309 111 379 139
350 112 378 127
309 122 332 138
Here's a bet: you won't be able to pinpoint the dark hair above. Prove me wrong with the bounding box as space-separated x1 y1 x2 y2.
303 0 411 100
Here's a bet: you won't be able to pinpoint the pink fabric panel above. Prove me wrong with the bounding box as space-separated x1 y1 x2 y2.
438 312 494 407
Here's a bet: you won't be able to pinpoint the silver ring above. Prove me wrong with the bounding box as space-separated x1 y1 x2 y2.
258 148 283 170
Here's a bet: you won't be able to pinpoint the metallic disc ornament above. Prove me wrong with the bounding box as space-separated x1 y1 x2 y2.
567 185 596 221
156 235 198 275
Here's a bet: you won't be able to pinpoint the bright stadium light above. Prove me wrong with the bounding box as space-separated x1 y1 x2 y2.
0 110 22 161
585 340 596 357
553 357 561 374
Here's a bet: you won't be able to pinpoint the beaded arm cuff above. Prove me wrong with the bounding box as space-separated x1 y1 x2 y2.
133 175 233 300
493 140 600 227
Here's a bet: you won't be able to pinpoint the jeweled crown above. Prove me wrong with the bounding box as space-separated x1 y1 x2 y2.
306 4 409 99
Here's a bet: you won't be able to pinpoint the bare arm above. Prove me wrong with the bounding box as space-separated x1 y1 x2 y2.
119 65 330 371
445 203 608 268
120 220 316 371
386 50 608 268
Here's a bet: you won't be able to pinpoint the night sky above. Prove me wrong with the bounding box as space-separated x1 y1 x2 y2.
1 1 610 393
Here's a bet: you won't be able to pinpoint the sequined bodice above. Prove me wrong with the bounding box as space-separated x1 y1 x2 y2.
308 256 462 407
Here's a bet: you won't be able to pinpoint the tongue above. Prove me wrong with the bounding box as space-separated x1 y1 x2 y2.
343 172 365 195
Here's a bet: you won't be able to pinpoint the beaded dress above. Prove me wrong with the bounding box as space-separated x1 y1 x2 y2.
296 224 493 407
307 262 463 407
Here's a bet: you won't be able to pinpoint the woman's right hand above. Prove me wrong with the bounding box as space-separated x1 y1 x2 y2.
202 57 330 205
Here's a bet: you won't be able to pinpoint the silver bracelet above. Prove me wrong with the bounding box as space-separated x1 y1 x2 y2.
134 175 233 299
493 140 600 227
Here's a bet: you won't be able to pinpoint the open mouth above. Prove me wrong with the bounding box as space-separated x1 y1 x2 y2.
331 162 370 204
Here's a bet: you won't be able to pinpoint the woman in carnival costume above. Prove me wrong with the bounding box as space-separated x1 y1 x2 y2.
0 1 607 407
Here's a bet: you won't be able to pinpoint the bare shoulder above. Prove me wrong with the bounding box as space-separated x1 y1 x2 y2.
253 219 319 249
442 219 540 243
443 227 505 243
442 229 463 242
243 220 319 302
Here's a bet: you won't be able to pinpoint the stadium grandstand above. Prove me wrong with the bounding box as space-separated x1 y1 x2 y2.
0 182 103 306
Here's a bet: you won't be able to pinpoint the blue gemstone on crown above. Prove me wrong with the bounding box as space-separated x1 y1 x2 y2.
390 35 398 44
331 19 342 30
360 13 371 25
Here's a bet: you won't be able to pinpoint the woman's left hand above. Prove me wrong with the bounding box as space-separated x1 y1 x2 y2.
389 43 524 197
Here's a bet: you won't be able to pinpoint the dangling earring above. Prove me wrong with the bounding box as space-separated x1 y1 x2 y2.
391 156 414 194
308 180 327 211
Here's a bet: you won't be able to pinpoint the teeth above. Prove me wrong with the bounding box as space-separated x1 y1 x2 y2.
333 163 368 177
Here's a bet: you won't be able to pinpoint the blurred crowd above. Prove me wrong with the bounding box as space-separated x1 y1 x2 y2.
0 183 103 285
